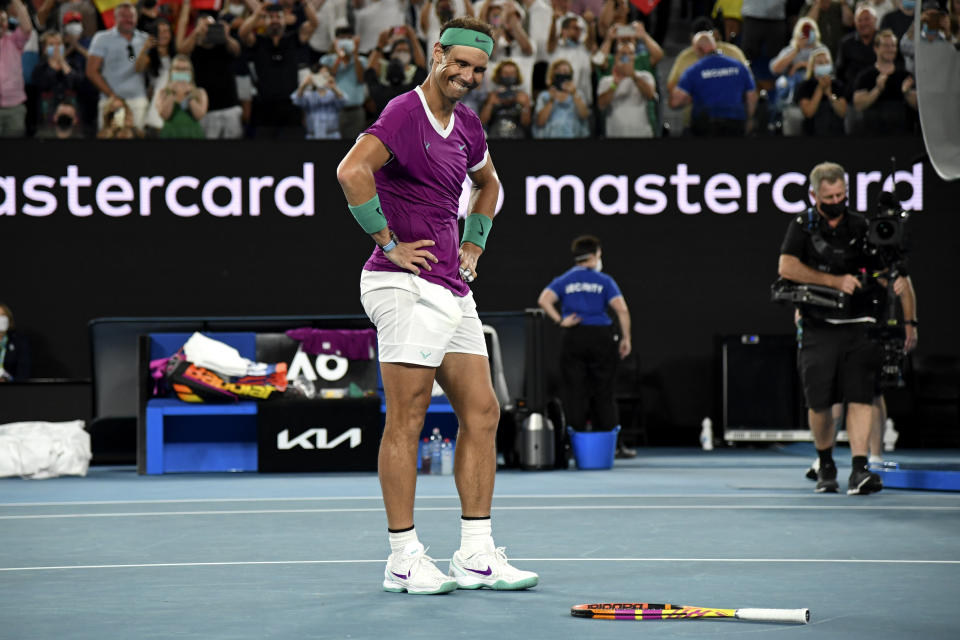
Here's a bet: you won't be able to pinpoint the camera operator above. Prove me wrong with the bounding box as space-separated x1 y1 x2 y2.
778 161 917 496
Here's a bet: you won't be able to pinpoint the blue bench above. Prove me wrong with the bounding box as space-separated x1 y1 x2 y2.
143 331 461 474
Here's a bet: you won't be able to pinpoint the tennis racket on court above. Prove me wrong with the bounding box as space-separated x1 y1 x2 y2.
571 602 809 624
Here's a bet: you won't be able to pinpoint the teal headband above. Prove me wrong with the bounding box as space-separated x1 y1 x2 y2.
439 28 494 57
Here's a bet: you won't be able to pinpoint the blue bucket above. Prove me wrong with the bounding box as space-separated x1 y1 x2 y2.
567 425 620 470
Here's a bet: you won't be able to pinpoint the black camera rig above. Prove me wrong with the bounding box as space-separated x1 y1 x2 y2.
772 189 913 388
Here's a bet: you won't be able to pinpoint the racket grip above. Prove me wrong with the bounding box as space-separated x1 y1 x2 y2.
736 608 810 624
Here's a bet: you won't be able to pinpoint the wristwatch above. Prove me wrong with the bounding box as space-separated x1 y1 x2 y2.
905 319 919 327
380 231 398 253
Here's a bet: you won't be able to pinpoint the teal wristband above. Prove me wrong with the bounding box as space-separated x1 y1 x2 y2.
348 194 388 235
461 213 491 250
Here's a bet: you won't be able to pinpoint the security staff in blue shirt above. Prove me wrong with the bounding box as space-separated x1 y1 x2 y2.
668 30 757 136
538 235 634 456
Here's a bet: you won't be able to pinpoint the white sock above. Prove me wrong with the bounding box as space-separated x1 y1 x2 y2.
388 527 418 554
460 517 493 554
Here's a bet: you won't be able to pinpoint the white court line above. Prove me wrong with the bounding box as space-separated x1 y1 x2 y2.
3 492 959 507
2 504 960 519
1 557 958 572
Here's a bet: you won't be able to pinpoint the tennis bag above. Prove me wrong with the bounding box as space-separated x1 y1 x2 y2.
166 353 287 403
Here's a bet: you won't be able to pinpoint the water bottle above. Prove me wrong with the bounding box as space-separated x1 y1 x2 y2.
430 428 442 475
883 418 899 452
700 417 714 451
419 437 432 474
440 438 454 475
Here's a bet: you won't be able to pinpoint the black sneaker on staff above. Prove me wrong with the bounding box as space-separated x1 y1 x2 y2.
815 463 839 493
847 469 883 495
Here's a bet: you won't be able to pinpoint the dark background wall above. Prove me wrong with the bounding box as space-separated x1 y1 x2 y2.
3 137 958 440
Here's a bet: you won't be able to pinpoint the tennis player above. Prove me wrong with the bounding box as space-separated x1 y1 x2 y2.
336 16 538 595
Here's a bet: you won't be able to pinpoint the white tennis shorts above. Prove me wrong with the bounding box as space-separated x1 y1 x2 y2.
360 271 487 367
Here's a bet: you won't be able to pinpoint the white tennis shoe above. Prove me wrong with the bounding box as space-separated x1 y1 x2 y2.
382 542 457 595
449 546 539 590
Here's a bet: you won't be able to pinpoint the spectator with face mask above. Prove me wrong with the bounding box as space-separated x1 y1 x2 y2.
156 53 209 138
37 0 99 40
306 0 345 59
669 30 757 136
40 101 83 138
32 30 85 134
291 63 345 138
320 26 368 139
365 26 428 115
596 35 656 137
479 59 532 138
547 12 596 105
238 0 320 138
179 4 244 139
533 58 590 137
795 45 847 135
87 2 150 131
852 28 917 133
0 303 31 382
0 0 33 137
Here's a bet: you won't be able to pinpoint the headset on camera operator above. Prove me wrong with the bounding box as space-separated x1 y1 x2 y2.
776 161 917 496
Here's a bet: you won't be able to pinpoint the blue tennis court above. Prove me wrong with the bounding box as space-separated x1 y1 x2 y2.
2 446 959 639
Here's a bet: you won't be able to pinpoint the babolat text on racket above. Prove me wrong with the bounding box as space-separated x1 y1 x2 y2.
571 602 810 624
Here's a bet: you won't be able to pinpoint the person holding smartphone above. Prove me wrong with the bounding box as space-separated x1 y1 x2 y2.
533 58 589 137
478 59 531 138
156 53 208 138
178 2 244 138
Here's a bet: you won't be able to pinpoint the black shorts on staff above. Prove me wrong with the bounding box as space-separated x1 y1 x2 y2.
797 319 882 411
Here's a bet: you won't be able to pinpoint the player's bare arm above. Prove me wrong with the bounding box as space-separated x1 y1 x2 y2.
459 157 499 281
337 135 439 275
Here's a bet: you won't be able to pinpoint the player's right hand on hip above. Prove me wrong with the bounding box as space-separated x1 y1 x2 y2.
387 239 438 276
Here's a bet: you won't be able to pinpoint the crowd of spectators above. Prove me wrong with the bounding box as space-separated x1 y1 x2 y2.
0 0 956 140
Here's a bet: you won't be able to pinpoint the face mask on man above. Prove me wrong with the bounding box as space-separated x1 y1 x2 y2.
226 4 245 16
46 45 61 58
902 0 916 10
553 72 572 89
64 22 83 37
56 114 74 129
820 199 847 219
564 37 578 47
0 316 8 333
392 51 411 66
814 62 833 77
338 38 354 55
594 256 603 272
171 71 192 83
